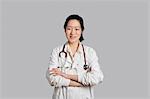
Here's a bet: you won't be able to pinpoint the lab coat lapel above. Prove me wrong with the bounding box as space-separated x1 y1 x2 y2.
64 45 73 64
58 45 72 68
71 43 84 68
59 42 84 68
59 54 72 65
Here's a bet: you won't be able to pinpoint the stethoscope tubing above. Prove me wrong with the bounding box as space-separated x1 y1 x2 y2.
59 43 89 70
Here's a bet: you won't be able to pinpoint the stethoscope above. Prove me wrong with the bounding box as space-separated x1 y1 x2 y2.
58 43 89 70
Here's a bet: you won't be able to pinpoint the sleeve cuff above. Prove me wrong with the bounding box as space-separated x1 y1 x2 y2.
65 78 71 86
58 77 71 87
76 68 84 83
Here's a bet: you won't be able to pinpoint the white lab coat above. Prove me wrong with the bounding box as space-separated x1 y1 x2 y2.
46 42 104 99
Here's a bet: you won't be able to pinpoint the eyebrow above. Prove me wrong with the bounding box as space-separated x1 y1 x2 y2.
66 26 81 28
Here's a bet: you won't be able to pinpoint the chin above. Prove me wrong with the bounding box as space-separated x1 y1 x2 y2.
68 39 79 44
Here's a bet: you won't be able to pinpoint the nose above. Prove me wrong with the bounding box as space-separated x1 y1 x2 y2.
70 28 76 35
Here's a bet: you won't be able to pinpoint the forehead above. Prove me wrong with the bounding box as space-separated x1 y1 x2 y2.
67 19 80 27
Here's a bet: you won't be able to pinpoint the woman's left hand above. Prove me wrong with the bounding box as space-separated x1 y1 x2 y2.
49 68 68 78
49 68 62 75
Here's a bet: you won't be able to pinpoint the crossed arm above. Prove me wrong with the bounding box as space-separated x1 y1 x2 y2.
49 68 83 87
47 48 103 87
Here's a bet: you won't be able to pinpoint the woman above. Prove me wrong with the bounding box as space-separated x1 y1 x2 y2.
46 14 104 99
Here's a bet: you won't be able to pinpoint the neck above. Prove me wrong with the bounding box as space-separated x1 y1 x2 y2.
68 41 79 49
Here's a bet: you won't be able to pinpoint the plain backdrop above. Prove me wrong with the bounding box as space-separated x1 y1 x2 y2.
0 0 149 99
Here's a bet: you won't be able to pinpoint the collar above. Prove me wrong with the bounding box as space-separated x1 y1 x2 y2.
66 42 83 54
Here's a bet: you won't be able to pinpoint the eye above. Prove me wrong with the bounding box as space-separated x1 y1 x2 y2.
66 27 71 30
75 28 80 31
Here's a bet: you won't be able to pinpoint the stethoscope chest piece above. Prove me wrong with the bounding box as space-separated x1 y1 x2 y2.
83 64 89 70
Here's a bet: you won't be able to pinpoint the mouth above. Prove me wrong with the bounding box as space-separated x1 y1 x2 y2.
70 36 76 39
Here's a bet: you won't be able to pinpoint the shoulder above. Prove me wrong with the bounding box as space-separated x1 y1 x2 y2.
83 45 99 63
83 44 98 59
83 45 97 54
52 45 63 51
82 44 100 64
50 44 64 54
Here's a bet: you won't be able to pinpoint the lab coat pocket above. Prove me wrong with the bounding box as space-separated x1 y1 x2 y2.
82 95 91 99
80 87 91 99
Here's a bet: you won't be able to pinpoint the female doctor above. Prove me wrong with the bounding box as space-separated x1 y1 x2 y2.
46 14 104 99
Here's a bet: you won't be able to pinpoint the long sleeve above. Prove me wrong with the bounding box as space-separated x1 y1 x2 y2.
76 48 104 86
46 48 70 87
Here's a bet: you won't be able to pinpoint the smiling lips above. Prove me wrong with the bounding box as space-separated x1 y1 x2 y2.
70 36 77 39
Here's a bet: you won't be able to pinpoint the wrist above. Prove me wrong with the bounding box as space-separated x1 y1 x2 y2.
61 72 68 79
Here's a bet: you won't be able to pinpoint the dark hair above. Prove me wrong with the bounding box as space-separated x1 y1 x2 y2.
64 14 84 42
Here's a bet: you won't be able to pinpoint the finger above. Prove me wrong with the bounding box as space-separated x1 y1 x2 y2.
49 70 56 73
49 71 57 75
49 68 57 72
53 68 58 71
51 73 57 76
51 72 60 76
49 69 54 72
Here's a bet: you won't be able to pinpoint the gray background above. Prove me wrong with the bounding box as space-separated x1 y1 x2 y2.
0 0 149 99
